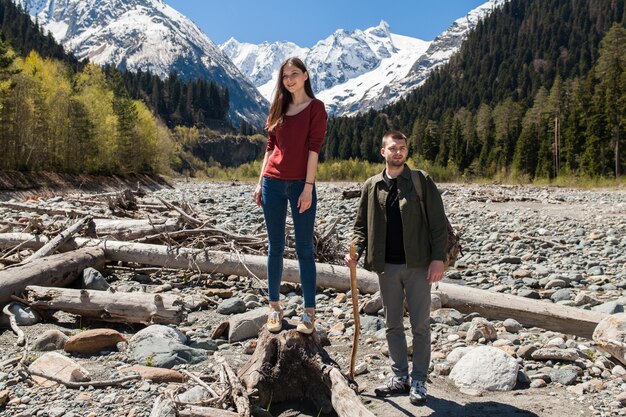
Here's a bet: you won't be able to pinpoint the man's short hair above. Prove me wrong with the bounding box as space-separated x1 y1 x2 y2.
382 130 407 147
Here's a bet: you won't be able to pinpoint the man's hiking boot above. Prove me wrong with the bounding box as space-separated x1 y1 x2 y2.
267 307 283 332
374 375 410 397
296 311 315 334
409 380 427 405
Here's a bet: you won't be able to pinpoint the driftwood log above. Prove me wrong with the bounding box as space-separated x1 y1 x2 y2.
238 325 374 417
0 201 92 218
91 218 179 240
24 285 186 325
0 246 105 304
0 233 608 338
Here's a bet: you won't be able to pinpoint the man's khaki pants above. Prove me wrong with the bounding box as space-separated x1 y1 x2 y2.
378 263 431 382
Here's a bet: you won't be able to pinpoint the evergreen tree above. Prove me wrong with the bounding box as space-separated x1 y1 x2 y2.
594 23 626 176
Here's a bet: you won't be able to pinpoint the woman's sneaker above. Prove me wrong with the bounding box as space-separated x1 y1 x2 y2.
266 308 283 332
296 311 315 334
409 380 427 405
374 375 410 397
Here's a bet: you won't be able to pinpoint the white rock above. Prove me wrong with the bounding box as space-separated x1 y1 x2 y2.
446 346 475 364
28 352 90 387
449 346 518 391
592 313 626 367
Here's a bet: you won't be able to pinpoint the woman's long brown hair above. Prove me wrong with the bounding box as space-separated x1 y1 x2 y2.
266 57 315 132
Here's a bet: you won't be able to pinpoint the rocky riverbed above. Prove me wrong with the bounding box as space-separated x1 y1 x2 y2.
0 179 625 417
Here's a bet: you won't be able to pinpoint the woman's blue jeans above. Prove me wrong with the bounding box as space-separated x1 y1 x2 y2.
261 177 317 308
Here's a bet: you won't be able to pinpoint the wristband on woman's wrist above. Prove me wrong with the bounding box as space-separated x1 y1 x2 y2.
305 181 315 186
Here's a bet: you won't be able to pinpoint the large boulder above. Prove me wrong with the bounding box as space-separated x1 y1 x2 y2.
449 346 518 391
128 325 207 368
592 312 626 366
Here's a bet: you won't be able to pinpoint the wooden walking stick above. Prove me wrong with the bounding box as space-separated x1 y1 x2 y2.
348 242 361 381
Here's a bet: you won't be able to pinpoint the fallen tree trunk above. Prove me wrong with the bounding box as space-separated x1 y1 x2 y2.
238 326 374 417
438 283 608 339
0 233 608 338
24 285 186 325
0 247 105 304
0 201 92 218
92 218 179 240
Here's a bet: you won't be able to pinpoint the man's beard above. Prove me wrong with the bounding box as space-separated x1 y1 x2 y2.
388 158 405 167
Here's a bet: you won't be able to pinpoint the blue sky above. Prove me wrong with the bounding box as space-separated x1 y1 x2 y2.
164 0 488 47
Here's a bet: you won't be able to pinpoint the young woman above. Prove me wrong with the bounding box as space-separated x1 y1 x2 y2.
253 57 327 334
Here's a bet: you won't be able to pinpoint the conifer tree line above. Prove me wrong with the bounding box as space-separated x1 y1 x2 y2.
323 0 626 179
0 0 233 175
106 67 231 129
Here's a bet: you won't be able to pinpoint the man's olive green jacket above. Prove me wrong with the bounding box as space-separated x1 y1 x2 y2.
352 165 448 273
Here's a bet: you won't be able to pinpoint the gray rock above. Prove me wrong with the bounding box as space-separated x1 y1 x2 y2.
549 368 579 385
189 338 218 351
551 288 573 302
81 267 109 291
531 348 579 362
545 279 567 289
587 266 604 275
361 294 383 315
449 346 519 391
217 298 247 315
574 293 601 306
32 329 69 351
431 308 464 326
517 289 540 299
360 315 385 333
517 369 531 384
502 318 523 333
1 303 41 326
466 317 497 342
228 307 267 342
128 325 206 368
183 295 209 310
498 257 522 265
175 386 213 404
592 301 624 314
516 345 537 359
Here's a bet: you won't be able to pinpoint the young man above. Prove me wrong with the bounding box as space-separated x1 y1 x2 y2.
345 131 447 405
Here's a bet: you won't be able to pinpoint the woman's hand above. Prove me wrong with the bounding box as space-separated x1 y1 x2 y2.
253 183 263 207
297 186 313 213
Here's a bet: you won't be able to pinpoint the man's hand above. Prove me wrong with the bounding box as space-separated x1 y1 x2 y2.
344 252 358 269
427 260 445 284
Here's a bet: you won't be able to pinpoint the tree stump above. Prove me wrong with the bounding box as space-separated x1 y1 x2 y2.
238 323 374 417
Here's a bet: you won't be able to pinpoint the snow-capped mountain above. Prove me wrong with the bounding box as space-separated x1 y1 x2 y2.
363 0 509 114
221 38 307 101
13 0 268 126
221 0 506 117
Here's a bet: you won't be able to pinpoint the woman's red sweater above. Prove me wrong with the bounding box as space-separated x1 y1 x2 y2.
264 99 327 180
